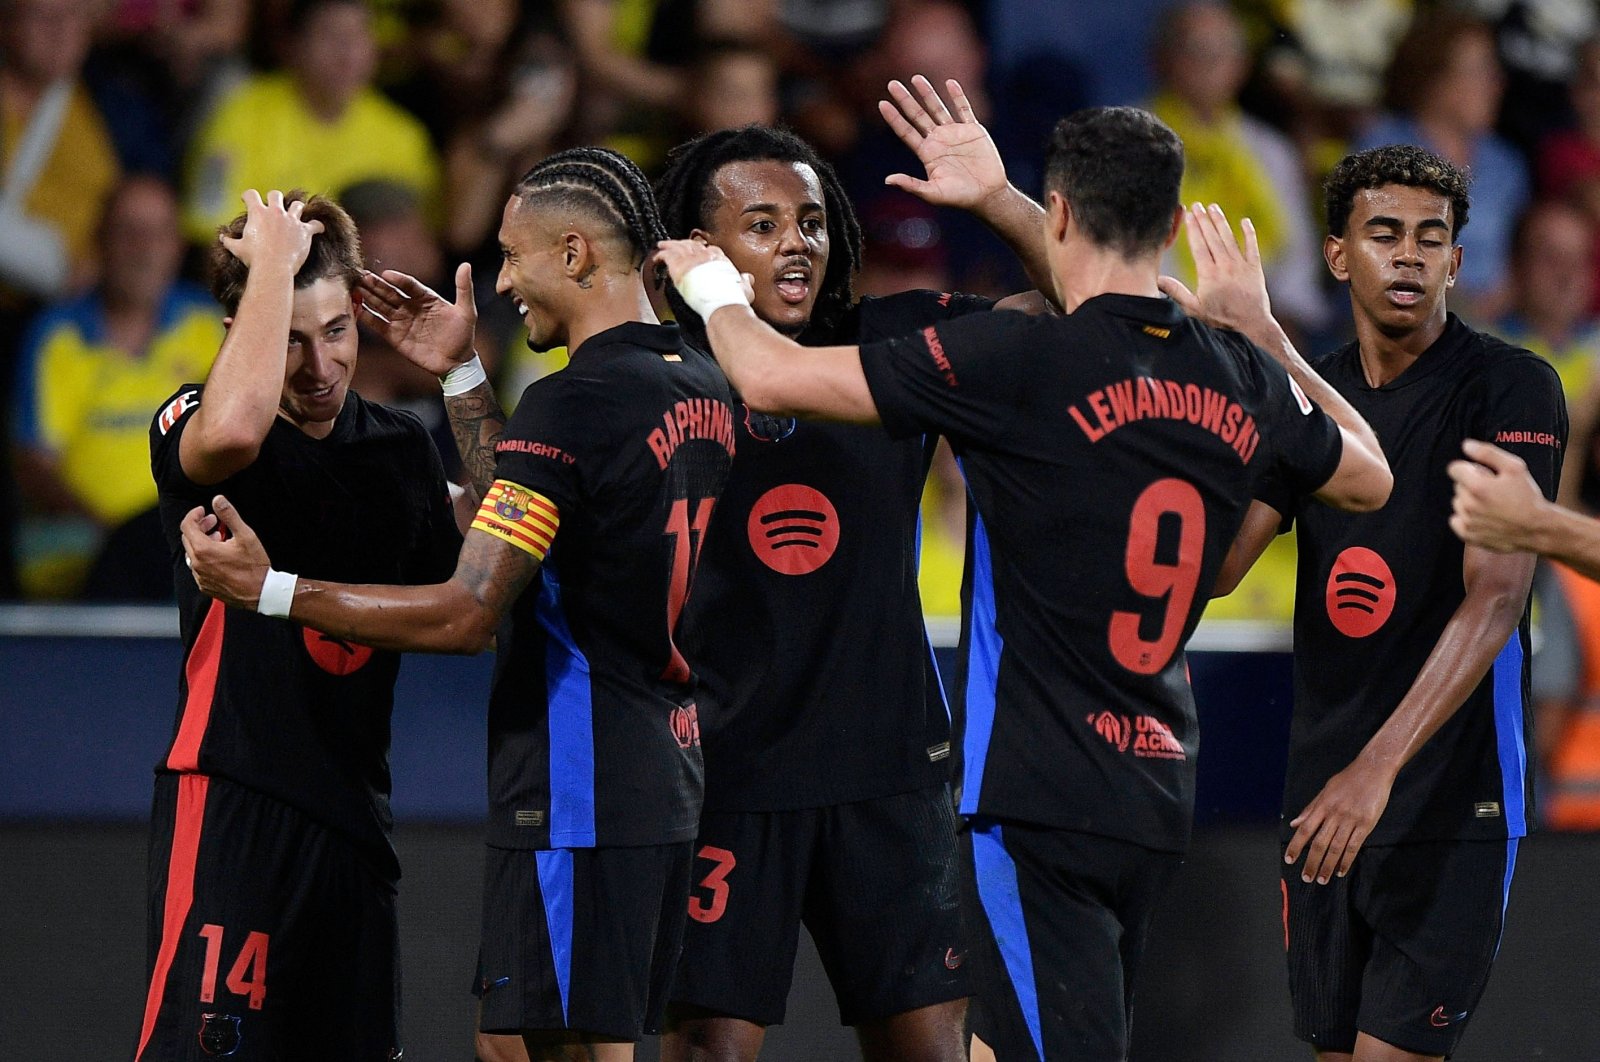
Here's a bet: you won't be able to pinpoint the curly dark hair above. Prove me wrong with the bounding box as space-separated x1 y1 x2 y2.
209 190 363 315
516 146 667 267
654 125 862 344
1043 107 1184 258
1323 144 1471 240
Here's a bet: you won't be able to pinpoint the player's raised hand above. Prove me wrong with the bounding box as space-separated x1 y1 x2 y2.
181 495 273 610
219 189 324 273
1448 440 1548 553
1284 757 1397 885
357 263 478 376
879 76 1006 210
1159 203 1272 333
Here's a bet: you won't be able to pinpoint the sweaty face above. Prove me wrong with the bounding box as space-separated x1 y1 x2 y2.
279 278 359 436
1327 185 1460 338
698 160 830 336
495 197 565 350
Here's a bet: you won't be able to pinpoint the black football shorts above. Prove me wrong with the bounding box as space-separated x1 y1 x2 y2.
135 772 401 1061
1283 837 1519 1057
474 840 694 1041
961 817 1182 1062
669 784 968 1026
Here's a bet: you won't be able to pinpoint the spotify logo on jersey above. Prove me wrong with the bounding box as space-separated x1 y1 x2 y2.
303 627 374 675
747 484 840 575
1324 547 1396 638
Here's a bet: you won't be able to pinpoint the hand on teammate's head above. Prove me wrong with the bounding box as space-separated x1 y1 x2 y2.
218 190 325 274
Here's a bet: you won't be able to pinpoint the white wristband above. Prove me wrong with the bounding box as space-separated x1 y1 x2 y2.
258 568 298 618
440 354 487 396
677 258 750 321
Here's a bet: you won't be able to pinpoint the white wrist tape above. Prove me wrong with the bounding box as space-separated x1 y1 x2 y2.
440 354 487 396
258 568 298 618
677 258 750 321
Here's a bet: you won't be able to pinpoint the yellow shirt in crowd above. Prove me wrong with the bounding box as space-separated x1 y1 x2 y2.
1 83 120 275
183 72 440 241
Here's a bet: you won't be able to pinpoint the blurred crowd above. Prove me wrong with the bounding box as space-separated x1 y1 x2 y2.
4 0 1600 825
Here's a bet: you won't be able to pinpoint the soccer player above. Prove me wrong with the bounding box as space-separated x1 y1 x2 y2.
137 189 461 1059
656 106 1391 1062
651 79 1050 1062
181 148 737 1061
1213 146 1567 1062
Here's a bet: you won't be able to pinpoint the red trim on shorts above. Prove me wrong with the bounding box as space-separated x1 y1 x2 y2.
134 773 210 1060
166 600 225 771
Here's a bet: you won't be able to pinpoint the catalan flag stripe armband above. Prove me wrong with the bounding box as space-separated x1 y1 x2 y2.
471 480 560 560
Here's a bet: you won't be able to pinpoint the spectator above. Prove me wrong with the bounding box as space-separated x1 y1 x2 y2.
1496 201 1600 407
558 0 696 169
1150 1 1331 338
685 39 779 134
11 176 221 598
0 0 121 300
1251 0 1413 134
1537 35 1600 313
182 0 439 243
1458 0 1597 154
1356 10 1529 315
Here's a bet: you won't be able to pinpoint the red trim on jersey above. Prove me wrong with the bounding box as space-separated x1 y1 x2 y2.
134 773 210 1060
166 600 225 772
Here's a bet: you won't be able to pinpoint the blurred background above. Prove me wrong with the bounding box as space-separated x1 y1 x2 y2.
3 0 1600 1057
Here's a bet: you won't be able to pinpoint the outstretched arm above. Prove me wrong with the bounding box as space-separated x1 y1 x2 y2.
355 264 506 503
180 190 323 485
1160 203 1391 513
180 494 536 655
879 75 1055 308
658 240 879 423
1451 439 1600 581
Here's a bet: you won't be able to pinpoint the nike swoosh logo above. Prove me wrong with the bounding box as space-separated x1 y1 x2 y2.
1430 1006 1468 1027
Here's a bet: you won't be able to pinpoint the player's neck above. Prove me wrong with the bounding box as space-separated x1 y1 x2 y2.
1353 306 1450 386
563 276 660 354
1053 248 1162 314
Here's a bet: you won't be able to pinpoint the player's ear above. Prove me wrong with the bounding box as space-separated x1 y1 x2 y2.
1324 234 1348 282
1163 205 1183 251
1445 242 1462 288
1046 190 1070 243
689 228 714 246
562 230 590 279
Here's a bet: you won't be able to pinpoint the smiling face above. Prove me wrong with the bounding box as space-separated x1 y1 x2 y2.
279 277 358 436
494 195 568 350
1326 184 1461 339
697 160 830 336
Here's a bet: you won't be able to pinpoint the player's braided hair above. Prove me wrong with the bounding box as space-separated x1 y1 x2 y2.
515 147 667 267
655 125 861 343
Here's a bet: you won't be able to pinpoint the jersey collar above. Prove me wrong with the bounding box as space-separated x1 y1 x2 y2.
1351 312 1471 391
569 321 684 362
1076 292 1186 327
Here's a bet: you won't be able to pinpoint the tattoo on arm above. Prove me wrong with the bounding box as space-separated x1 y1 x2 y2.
454 529 541 633
445 381 506 504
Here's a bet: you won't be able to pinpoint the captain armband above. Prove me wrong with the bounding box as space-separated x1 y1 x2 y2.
471 480 560 560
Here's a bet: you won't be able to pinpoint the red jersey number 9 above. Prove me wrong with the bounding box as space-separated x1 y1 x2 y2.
1108 478 1207 675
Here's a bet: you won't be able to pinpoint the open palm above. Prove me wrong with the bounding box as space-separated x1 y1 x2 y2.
356 262 478 376
879 75 1007 209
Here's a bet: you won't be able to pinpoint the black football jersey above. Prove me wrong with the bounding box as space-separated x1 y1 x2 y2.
483 322 735 850
1264 315 1566 844
682 290 993 812
151 385 462 882
859 295 1344 851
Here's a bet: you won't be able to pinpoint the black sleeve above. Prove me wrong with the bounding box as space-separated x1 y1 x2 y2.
148 383 208 499
1244 341 1343 523
1474 354 1567 502
491 376 588 515
858 290 998 339
857 309 1040 444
